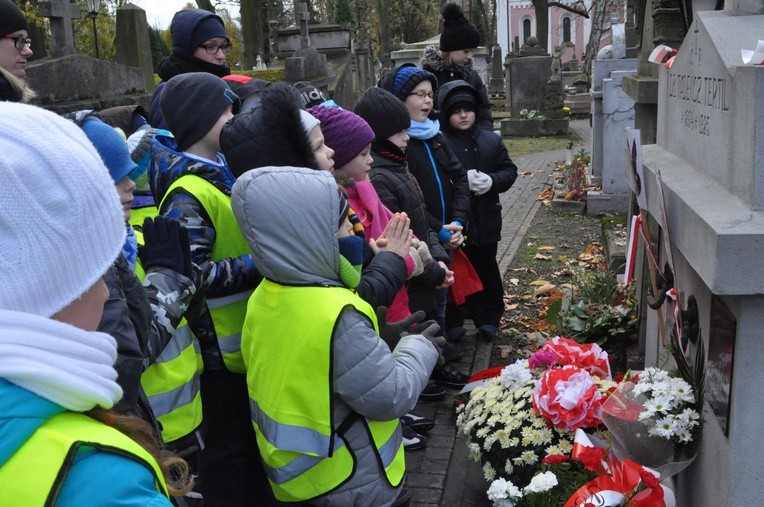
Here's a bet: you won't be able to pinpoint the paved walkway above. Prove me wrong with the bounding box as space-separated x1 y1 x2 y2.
405 120 591 507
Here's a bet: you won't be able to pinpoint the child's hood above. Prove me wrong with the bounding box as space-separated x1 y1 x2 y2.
231 166 344 287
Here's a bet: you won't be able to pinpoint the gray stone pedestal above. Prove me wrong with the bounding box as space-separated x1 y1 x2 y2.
504 55 552 115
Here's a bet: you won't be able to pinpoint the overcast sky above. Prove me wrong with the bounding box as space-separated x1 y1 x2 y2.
130 0 195 29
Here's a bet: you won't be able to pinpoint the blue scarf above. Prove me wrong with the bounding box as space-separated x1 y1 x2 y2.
407 118 441 140
122 224 138 270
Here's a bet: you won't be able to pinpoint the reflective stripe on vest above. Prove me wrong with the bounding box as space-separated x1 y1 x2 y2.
162 174 252 373
0 411 169 505
243 280 405 502
134 230 204 444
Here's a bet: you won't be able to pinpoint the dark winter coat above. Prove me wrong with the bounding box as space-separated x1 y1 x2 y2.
421 46 493 130
439 83 518 245
219 83 319 177
100 253 195 430
405 132 471 232
369 150 449 266
150 134 260 298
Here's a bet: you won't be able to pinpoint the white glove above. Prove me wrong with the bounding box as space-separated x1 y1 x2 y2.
467 169 493 195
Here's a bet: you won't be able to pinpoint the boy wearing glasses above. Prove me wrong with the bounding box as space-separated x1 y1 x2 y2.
0 0 35 103
149 8 231 128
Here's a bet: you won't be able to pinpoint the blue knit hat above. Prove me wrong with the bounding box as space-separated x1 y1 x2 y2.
387 65 438 102
81 117 141 183
170 8 228 56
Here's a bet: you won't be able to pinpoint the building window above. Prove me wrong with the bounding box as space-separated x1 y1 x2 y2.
523 18 532 43
562 17 571 43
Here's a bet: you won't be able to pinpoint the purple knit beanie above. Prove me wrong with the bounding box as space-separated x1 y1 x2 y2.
307 105 374 169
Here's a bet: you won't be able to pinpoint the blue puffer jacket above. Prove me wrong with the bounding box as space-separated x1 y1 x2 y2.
0 379 171 506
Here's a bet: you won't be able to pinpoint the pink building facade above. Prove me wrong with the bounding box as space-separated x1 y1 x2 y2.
496 0 615 64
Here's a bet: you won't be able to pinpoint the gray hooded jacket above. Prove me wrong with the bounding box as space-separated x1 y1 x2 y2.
231 167 438 506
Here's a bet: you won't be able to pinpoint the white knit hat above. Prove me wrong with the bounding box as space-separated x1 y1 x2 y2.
0 103 126 317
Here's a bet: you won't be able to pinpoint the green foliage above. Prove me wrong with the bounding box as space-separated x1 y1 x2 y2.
333 0 355 25
548 279 638 360
149 26 170 73
231 69 286 82
577 270 619 306
519 462 598 507
574 148 590 165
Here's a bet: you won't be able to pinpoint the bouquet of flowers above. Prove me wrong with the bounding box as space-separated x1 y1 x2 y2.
457 337 617 505
600 367 701 477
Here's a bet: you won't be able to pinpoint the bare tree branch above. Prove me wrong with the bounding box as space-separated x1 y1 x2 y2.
547 1 589 17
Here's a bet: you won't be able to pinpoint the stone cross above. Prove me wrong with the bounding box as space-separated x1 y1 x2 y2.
39 0 81 57
297 2 311 49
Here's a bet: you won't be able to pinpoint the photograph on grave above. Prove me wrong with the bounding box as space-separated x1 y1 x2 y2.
707 296 736 437
625 127 646 209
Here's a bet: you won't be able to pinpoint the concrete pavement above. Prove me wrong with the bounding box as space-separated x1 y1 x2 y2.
404 120 591 507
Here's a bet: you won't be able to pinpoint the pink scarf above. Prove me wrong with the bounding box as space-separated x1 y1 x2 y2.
345 180 412 323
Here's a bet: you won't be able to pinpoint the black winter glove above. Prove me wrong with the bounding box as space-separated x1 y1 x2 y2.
138 217 192 279
376 307 426 350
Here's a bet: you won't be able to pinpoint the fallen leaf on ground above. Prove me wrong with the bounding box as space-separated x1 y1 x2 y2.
533 283 557 296
519 171 533 177
529 279 550 286
507 303 519 311
509 278 519 286
496 344 514 358
537 246 556 251
534 253 553 261
510 268 529 272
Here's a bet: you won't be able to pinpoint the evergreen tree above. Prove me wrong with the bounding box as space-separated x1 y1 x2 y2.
149 26 170 73
334 0 354 25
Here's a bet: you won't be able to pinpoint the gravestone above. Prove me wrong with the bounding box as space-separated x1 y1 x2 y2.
38 0 81 57
587 61 637 214
115 3 154 92
504 54 552 114
489 46 504 95
284 2 333 95
632 7 764 507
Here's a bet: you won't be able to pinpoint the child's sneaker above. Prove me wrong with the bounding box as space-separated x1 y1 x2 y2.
400 411 435 433
401 424 427 450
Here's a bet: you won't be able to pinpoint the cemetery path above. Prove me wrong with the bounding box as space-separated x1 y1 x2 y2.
404 119 591 507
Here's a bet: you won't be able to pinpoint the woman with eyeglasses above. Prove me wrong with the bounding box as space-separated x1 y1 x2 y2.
148 8 231 128
0 0 35 103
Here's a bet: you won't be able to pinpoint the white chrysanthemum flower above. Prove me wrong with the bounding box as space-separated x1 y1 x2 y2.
468 442 482 461
648 415 676 438
483 462 497 481
524 471 559 494
500 359 533 391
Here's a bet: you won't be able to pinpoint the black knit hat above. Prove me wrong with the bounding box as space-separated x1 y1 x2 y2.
0 0 28 37
293 81 328 108
354 87 411 141
378 64 438 103
160 72 240 151
440 3 480 52
439 80 479 120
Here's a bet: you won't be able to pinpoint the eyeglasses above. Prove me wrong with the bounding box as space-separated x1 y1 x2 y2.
408 90 435 100
3 35 32 51
199 43 232 54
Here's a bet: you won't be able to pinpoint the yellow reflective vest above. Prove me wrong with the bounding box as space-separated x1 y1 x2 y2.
0 411 169 505
162 175 252 373
242 279 405 503
131 226 203 445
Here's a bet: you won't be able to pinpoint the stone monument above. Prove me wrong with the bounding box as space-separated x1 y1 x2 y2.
38 0 81 57
633 5 764 506
504 36 552 115
488 46 505 96
115 3 154 92
284 3 334 93
587 27 638 215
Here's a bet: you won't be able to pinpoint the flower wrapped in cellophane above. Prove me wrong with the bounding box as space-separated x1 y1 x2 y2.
600 368 701 478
